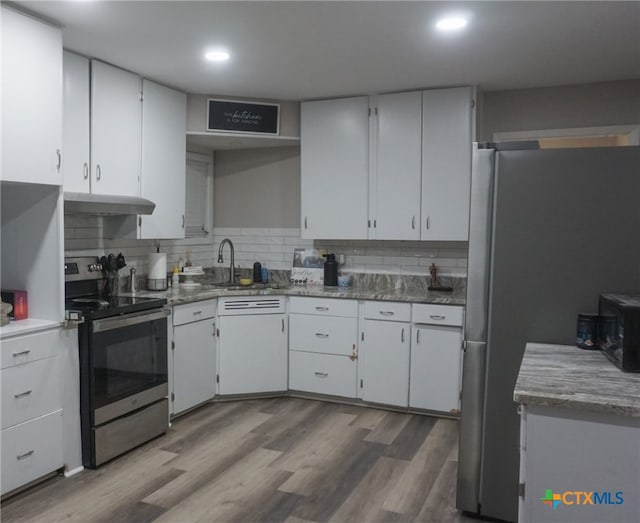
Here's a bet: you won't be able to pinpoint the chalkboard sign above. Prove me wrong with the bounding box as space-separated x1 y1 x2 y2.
207 99 280 135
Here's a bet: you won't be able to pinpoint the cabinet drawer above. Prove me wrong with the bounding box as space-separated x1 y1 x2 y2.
173 299 216 326
2 356 61 429
363 301 411 322
412 304 464 327
288 297 358 317
1 410 63 496
1 329 58 369
289 351 357 398
289 314 357 356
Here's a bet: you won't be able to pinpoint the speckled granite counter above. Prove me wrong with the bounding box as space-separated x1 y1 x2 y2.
514 343 640 417
123 283 466 306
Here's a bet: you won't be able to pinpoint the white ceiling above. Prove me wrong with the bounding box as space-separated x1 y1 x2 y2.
13 1 640 100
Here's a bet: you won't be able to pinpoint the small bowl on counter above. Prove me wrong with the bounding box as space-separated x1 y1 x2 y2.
337 275 352 287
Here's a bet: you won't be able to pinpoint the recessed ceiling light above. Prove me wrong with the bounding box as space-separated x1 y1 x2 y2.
435 16 468 31
204 50 230 62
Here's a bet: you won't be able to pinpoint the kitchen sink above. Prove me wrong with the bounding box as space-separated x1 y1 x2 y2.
209 282 281 291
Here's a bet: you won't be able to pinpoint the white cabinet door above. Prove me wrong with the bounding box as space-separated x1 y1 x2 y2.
410 325 462 413
90 60 141 196
218 314 287 395
140 80 186 239
362 319 410 407
63 51 90 193
173 319 216 415
300 97 369 239
421 87 473 241
371 91 422 240
1 6 62 185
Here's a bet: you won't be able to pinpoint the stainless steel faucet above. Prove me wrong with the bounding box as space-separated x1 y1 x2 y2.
217 238 235 284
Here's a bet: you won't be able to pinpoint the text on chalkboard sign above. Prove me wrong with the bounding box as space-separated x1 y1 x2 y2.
207 99 280 135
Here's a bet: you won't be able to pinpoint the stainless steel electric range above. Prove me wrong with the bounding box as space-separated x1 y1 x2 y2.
65 257 169 468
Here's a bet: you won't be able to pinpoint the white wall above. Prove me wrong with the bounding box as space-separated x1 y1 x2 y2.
480 79 640 141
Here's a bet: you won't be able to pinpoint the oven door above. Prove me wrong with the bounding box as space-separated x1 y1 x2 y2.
88 308 169 425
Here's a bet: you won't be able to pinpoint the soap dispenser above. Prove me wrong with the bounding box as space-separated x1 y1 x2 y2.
323 253 338 286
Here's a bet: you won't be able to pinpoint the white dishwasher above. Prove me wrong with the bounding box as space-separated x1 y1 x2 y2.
217 296 287 395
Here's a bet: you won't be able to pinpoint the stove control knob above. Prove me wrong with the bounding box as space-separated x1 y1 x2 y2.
88 263 102 272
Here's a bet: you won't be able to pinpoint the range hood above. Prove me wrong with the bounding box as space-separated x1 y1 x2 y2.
64 192 156 215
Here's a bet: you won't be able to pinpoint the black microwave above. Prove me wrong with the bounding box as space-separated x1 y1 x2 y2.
598 294 640 372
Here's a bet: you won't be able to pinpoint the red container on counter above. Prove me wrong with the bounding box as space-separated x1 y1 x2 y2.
1 290 28 320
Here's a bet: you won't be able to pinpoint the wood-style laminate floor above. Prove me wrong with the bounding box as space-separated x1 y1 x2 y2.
1 398 478 523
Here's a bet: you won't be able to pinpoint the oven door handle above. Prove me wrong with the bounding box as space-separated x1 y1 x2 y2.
92 308 170 333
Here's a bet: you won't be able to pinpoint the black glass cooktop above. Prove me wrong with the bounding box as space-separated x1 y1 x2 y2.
66 295 166 319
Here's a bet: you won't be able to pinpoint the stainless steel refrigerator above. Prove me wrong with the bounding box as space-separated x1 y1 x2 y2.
456 143 640 522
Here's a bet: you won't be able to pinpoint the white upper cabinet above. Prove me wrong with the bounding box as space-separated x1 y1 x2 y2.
90 60 142 196
421 87 473 241
300 97 369 239
1 6 62 185
139 80 187 239
370 91 422 240
62 51 91 193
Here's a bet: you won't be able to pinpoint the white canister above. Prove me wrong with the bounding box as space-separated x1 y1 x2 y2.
147 253 167 290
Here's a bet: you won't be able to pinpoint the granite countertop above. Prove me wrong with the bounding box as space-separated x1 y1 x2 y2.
514 343 640 417
124 283 466 306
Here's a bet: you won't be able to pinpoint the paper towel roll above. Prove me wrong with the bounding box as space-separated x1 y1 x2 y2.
148 253 167 280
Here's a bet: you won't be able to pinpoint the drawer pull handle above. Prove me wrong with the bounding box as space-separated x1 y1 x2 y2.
17 450 34 460
14 390 33 399
193 310 203 315
401 328 405 343
314 371 328 378
282 318 285 332
315 332 329 338
315 306 329 312
379 311 395 316
13 350 31 357
429 314 446 320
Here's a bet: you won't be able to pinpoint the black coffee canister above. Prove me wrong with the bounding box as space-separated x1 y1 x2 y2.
576 313 599 349
253 261 262 283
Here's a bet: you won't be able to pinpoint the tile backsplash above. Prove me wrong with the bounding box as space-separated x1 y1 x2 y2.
64 216 468 276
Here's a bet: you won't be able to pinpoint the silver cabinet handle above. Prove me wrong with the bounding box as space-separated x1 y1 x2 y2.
429 314 446 321
13 349 30 357
426 216 430 230
417 330 420 343
379 311 395 316
182 214 185 229
83 162 89 179
315 306 329 311
374 219 377 228
192 310 203 316
281 318 285 332
14 390 32 398
304 216 308 229
401 328 405 343
412 216 416 229
56 149 61 172
368 219 371 228
96 164 102 181
17 450 34 460
314 371 328 378
315 332 329 338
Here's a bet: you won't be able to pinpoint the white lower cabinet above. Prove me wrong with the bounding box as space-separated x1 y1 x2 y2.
217 296 287 395
1 328 63 495
1 410 63 495
288 297 358 398
361 308 411 407
410 324 463 414
289 351 357 398
172 302 217 416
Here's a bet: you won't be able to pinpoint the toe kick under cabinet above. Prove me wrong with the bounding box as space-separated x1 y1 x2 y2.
1 328 63 496
288 297 359 398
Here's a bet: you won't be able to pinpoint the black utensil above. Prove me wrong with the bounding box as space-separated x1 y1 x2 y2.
100 256 108 273
107 253 116 273
116 252 126 271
